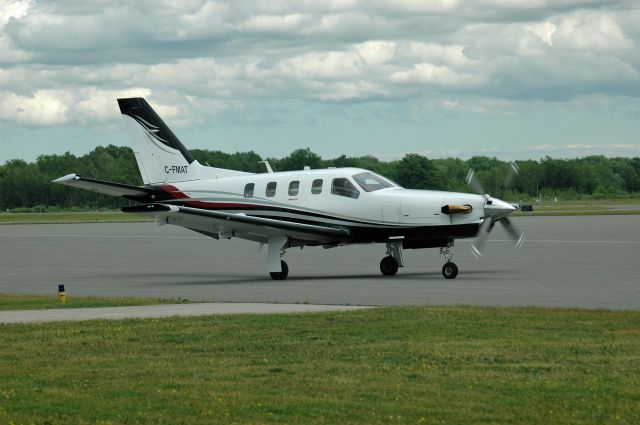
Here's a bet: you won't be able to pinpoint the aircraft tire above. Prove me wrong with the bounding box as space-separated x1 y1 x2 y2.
380 256 399 276
442 262 458 279
270 260 289 280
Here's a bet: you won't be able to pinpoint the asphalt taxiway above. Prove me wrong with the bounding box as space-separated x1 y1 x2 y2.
1 215 639 310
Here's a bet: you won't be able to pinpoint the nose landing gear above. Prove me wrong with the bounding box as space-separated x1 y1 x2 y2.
440 246 458 279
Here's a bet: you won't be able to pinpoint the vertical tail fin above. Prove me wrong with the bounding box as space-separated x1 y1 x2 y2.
118 97 249 184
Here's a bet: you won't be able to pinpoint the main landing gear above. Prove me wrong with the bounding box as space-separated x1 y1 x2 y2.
440 246 458 279
270 260 289 280
268 236 290 280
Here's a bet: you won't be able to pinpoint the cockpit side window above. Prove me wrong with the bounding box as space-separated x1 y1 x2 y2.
352 172 394 192
331 178 360 199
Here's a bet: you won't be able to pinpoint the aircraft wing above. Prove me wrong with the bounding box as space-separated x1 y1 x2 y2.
122 203 351 244
52 174 154 198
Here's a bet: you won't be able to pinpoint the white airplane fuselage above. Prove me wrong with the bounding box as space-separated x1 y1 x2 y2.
147 166 492 247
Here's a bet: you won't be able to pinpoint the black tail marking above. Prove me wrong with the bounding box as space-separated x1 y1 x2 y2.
117 98 195 164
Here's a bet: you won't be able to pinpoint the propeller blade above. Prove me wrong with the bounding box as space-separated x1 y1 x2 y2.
500 217 525 248
503 162 519 188
471 218 494 258
466 169 485 195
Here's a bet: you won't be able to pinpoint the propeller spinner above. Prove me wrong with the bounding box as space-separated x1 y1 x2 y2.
466 162 525 258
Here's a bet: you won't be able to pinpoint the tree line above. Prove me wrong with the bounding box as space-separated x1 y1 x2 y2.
1 145 639 211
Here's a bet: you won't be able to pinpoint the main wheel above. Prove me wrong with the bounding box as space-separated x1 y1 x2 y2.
270 260 289 280
441 262 458 279
380 256 399 276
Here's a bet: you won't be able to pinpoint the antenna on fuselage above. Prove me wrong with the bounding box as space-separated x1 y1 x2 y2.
259 160 274 174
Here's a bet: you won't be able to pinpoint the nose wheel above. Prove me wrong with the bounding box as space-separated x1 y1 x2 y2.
440 246 458 279
441 262 458 279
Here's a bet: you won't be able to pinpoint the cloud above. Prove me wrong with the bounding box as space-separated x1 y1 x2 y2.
0 89 71 126
552 11 633 52
0 0 638 129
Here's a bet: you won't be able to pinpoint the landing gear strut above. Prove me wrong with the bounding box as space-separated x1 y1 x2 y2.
440 246 458 279
380 240 404 276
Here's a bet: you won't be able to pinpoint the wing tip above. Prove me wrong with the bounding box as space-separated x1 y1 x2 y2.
51 173 79 184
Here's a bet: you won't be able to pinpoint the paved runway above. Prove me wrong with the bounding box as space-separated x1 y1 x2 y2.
1 215 639 309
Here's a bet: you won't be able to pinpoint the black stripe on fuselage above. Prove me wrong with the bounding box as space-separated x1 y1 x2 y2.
158 201 480 244
157 198 403 227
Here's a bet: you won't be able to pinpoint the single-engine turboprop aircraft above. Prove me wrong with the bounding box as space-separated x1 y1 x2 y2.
53 98 524 280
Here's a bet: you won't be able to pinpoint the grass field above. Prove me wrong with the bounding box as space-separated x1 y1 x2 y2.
0 212 151 224
511 198 640 216
2 199 640 223
0 293 187 311
1 306 639 424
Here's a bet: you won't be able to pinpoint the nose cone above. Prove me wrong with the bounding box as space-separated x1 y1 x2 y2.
483 197 516 220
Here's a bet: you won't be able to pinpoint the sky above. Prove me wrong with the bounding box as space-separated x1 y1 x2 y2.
0 0 639 163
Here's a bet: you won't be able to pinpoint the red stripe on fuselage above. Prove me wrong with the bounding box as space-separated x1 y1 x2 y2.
158 184 261 210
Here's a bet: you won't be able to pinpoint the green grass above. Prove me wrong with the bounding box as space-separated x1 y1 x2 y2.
1 306 639 424
0 293 188 311
514 209 640 217
0 212 151 224
511 198 640 216
2 198 640 223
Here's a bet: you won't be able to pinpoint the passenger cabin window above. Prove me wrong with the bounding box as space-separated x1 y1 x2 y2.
244 183 254 198
288 180 300 196
311 179 323 194
352 172 394 192
266 182 277 197
331 178 360 199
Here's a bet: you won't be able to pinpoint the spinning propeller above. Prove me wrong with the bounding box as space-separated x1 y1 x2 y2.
466 162 525 258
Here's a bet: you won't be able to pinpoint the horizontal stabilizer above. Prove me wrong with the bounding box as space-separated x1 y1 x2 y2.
52 174 153 198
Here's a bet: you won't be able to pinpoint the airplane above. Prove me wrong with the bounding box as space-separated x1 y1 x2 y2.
53 97 524 280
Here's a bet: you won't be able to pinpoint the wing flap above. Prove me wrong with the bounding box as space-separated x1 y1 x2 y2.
122 203 351 243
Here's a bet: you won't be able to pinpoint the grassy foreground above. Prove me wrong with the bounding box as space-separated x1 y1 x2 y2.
1 307 639 424
0 293 187 311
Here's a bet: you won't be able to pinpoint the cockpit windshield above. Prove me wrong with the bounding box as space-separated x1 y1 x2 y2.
352 172 396 192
